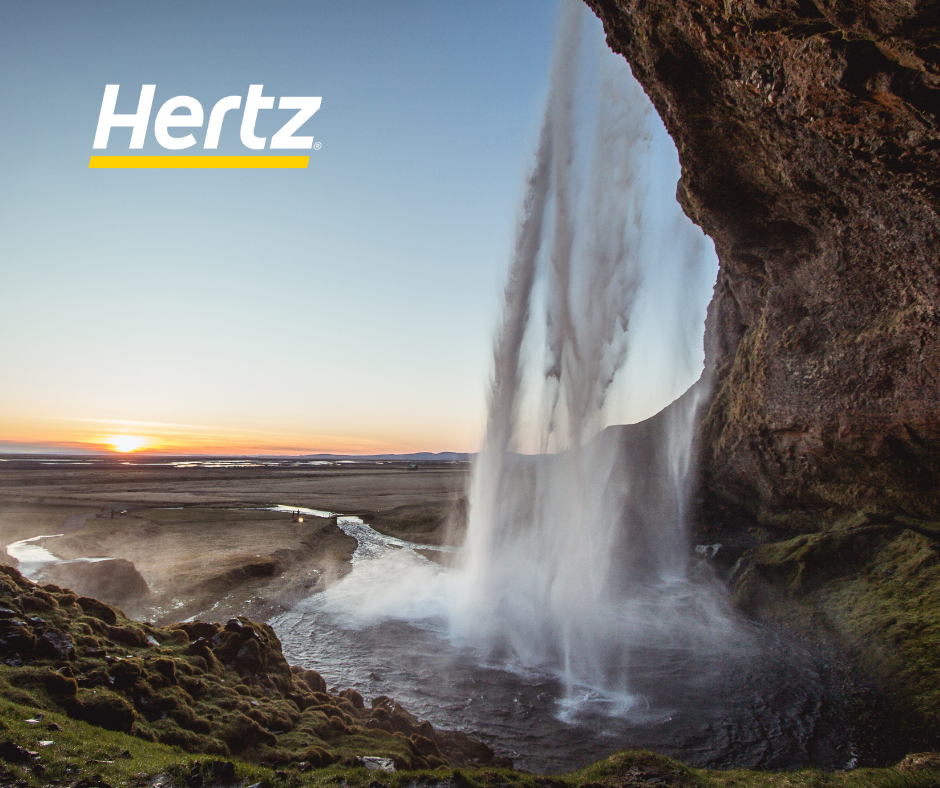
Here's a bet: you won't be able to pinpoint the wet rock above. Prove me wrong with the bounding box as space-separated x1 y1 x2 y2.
585 0 940 522
35 628 75 661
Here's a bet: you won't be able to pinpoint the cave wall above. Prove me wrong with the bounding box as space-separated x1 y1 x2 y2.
585 0 940 524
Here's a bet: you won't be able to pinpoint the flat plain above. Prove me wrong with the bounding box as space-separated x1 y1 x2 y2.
0 456 470 623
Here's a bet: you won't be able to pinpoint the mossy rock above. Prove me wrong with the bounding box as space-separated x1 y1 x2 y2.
107 623 149 647
732 517 940 736
217 711 277 753
15 665 77 698
76 596 119 625
0 567 502 771
148 718 228 755
65 687 137 732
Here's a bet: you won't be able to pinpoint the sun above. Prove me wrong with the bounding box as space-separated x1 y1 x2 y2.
108 435 149 453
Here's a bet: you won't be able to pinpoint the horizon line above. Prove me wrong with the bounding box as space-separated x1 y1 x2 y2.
0 448 474 460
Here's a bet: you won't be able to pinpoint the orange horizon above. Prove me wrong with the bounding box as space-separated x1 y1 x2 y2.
0 414 479 457
0 433 473 457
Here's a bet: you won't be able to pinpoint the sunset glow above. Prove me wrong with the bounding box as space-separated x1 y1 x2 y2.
108 435 149 453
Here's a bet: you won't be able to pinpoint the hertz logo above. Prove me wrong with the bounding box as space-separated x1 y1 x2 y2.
89 85 321 169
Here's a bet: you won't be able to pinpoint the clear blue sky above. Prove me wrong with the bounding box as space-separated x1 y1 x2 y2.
0 1 716 455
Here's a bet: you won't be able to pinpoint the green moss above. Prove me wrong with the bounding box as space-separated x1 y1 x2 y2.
732 517 940 733
0 565 938 786
218 711 277 752
64 687 137 732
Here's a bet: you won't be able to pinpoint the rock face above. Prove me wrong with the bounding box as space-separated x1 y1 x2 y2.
38 559 150 608
0 565 503 769
585 0 940 524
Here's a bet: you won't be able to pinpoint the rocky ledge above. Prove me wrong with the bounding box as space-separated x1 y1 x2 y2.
0 568 939 786
0 565 501 771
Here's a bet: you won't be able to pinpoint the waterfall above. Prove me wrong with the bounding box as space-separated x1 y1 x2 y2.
450 0 729 705
273 6 853 764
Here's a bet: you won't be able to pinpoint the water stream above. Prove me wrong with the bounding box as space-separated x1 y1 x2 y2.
6 535 65 578
6 535 113 580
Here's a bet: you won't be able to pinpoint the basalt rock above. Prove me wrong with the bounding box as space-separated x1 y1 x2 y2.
584 0 940 525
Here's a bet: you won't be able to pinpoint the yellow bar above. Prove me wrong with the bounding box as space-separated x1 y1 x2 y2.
89 155 309 169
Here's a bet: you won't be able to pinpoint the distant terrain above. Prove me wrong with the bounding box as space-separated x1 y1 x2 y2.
0 456 469 624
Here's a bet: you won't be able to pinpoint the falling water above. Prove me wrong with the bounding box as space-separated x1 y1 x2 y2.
448 0 736 708
274 2 861 770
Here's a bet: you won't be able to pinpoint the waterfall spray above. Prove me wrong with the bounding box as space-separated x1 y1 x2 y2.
273 5 854 766
452 0 731 704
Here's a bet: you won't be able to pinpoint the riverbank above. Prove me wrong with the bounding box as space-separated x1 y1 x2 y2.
0 457 468 623
0 566 936 788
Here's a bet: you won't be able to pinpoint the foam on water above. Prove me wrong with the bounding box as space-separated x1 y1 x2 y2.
272 519 856 772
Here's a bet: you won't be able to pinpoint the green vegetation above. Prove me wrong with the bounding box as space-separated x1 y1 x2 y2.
732 513 940 734
0 701 937 788
0 565 492 771
0 564 938 787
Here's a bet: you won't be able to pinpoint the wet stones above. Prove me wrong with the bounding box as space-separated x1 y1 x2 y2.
35 628 76 661
0 610 75 664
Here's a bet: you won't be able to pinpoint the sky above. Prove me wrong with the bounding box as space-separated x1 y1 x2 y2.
0 1 717 456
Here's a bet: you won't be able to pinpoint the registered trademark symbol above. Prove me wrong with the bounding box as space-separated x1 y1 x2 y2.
314 141 322 150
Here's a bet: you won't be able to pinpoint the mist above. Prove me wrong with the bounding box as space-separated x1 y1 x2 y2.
307 0 731 710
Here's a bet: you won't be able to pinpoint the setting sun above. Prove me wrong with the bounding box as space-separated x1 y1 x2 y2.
108 435 148 453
